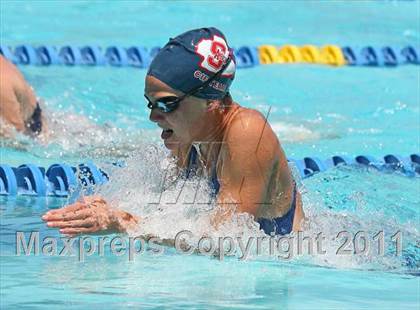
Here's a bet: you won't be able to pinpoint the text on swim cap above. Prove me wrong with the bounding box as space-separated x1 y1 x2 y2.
194 70 209 82
193 70 227 93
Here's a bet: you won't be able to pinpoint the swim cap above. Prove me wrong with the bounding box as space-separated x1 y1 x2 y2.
147 27 236 100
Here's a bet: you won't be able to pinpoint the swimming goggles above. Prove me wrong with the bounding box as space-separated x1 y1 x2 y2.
145 57 231 113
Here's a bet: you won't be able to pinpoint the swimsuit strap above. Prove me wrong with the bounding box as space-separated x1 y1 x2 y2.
186 146 220 195
210 162 220 195
186 145 198 178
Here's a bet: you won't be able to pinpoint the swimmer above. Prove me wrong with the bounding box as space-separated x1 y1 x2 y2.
0 55 47 138
42 28 305 236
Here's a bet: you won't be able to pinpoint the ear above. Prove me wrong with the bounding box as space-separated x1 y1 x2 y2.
206 99 222 112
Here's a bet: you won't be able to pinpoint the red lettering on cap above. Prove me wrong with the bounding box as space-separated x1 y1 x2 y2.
196 35 229 74
208 41 226 70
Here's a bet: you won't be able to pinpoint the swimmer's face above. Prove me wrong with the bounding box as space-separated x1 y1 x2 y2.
145 75 208 151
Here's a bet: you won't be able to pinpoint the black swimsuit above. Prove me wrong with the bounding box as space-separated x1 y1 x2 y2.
27 102 42 134
186 146 297 235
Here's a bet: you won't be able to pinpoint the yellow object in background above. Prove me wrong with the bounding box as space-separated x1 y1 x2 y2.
258 44 347 66
300 45 322 63
279 45 302 63
320 45 347 66
258 45 282 64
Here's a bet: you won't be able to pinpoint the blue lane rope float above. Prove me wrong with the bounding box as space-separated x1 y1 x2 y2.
0 45 18 63
401 46 420 64
233 46 260 68
1 45 418 67
105 46 129 66
46 163 77 197
0 162 108 197
126 46 151 67
15 45 40 65
0 153 418 197
37 45 61 65
0 165 17 196
80 46 107 66
15 164 47 196
59 45 83 65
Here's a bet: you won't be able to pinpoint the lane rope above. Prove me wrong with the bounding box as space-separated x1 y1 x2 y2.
1 153 418 197
1 45 418 68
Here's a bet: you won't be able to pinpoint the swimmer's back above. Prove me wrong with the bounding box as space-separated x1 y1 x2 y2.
217 105 305 230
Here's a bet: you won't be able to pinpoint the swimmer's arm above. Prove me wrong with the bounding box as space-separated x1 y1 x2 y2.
1 55 46 136
213 110 279 226
0 89 26 133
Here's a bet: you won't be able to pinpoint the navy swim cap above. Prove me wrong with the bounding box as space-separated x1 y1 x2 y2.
147 27 236 100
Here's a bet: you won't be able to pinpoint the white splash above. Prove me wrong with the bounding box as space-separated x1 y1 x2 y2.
270 122 321 142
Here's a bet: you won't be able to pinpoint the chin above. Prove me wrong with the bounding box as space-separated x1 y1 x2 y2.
163 136 189 152
163 138 179 151
163 141 177 150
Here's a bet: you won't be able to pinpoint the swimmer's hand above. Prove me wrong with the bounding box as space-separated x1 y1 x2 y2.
42 196 138 236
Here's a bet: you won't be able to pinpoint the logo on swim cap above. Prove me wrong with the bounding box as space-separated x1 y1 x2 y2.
148 27 235 99
195 35 234 76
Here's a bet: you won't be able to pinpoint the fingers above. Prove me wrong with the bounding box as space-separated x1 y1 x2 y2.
42 208 90 222
42 196 113 236
52 201 85 213
59 227 99 236
42 202 85 220
46 218 95 229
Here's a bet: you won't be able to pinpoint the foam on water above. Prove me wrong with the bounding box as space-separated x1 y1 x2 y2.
1 77 418 275
84 144 420 274
1 0 419 307
2 95 418 274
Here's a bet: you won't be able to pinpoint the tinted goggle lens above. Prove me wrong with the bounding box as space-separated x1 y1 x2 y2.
146 95 180 113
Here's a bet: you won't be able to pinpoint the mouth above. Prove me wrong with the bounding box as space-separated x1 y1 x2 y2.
161 128 174 140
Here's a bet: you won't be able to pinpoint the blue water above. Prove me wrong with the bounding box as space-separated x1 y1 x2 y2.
1 1 419 309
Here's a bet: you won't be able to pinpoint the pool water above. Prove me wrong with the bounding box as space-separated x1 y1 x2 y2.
1 1 419 309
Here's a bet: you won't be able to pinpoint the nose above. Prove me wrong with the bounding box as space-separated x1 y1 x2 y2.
149 108 165 123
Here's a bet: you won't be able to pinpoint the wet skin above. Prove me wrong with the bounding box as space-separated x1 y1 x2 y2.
0 55 47 137
43 75 304 236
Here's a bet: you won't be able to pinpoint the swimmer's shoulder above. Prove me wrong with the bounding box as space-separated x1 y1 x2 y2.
0 56 37 104
225 104 280 149
0 57 20 106
0 56 39 132
0 56 33 93
229 104 265 123
0 56 21 81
